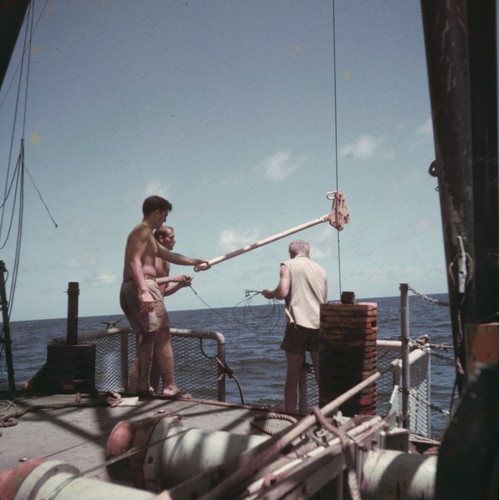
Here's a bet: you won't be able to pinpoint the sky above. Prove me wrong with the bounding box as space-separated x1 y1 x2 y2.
0 0 446 322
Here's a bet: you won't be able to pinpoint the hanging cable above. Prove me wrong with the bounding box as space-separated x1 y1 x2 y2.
0 2 36 319
331 0 343 296
0 0 49 112
1 1 57 319
26 168 58 228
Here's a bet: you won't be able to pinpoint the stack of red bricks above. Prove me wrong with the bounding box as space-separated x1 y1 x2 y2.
319 302 378 416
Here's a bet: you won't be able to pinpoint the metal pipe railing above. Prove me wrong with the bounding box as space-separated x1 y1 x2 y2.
400 283 411 429
73 326 227 401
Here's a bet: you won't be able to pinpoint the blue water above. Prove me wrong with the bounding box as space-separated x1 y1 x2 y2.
0 293 455 439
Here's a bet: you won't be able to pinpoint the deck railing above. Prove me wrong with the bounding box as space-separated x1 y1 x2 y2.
62 324 431 437
377 340 431 437
299 339 431 437
74 327 226 401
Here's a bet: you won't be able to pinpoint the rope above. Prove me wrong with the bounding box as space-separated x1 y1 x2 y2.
312 407 362 500
189 284 283 334
250 412 298 436
239 294 283 334
0 393 108 428
199 337 246 405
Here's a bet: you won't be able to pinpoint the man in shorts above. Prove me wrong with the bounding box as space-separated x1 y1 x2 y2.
120 195 209 397
263 240 328 412
148 225 192 392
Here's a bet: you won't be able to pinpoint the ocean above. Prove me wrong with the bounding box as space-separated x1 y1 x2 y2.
1 293 455 439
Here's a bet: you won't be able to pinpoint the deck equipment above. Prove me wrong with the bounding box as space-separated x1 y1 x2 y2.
195 191 349 271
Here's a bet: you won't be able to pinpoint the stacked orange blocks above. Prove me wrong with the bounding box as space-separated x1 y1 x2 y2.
319 302 378 416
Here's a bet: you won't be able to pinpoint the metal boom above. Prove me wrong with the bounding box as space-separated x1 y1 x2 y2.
196 191 349 270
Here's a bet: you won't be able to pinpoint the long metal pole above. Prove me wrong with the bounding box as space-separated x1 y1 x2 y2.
400 283 410 429
0 261 16 392
197 214 331 270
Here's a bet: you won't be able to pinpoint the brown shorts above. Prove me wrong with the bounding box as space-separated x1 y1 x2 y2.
280 323 320 354
120 279 169 334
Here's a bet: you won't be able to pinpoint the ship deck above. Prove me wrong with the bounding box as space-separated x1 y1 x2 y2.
0 391 290 483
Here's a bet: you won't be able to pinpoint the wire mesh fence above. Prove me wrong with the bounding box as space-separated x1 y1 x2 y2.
75 327 225 400
62 325 431 437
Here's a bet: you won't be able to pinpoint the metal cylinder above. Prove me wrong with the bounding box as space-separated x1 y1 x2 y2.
0 459 160 500
106 416 269 491
361 450 437 499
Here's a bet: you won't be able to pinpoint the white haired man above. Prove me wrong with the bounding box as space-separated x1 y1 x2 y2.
263 240 328 412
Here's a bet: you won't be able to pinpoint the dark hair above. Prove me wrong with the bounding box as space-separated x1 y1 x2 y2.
142 195 172 216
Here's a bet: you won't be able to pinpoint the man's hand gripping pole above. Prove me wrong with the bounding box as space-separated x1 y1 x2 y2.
194 191 349 271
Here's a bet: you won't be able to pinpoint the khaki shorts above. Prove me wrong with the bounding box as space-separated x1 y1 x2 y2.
280 323 320 354
120 279 169 334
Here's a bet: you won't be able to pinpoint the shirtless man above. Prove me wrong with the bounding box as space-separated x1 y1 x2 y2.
154 226 192 297
148 225 192 392
120 195 209 397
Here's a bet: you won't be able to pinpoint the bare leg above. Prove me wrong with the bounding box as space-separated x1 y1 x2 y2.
284 351 305 413
310 350 320 387
152 327 192 398
153 327 176 395
136 332 155 394
149 361 160 394
129 355 138 394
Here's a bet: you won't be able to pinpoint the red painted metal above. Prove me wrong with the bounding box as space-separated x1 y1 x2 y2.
106 416 163 488
0 458 45 500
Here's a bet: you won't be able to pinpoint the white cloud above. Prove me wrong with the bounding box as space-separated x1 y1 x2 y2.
145 180 168 198
256 151 300 182
91 272 118 287
217 227 262 253
68 220 97 236
340 134 382 160
310 244 332 260
65 254 98 269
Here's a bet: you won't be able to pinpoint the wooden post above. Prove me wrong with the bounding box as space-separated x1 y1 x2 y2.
66 282 79 345
0 261 15 392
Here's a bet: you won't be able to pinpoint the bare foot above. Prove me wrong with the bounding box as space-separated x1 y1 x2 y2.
136 386 155 398
160 385 192 400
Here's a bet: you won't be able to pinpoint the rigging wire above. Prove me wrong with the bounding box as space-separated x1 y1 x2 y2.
331 0 343 296
0 2 36 320
25 168 58 228
1 1 57 321
0 0 49 112
187 285 283 335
